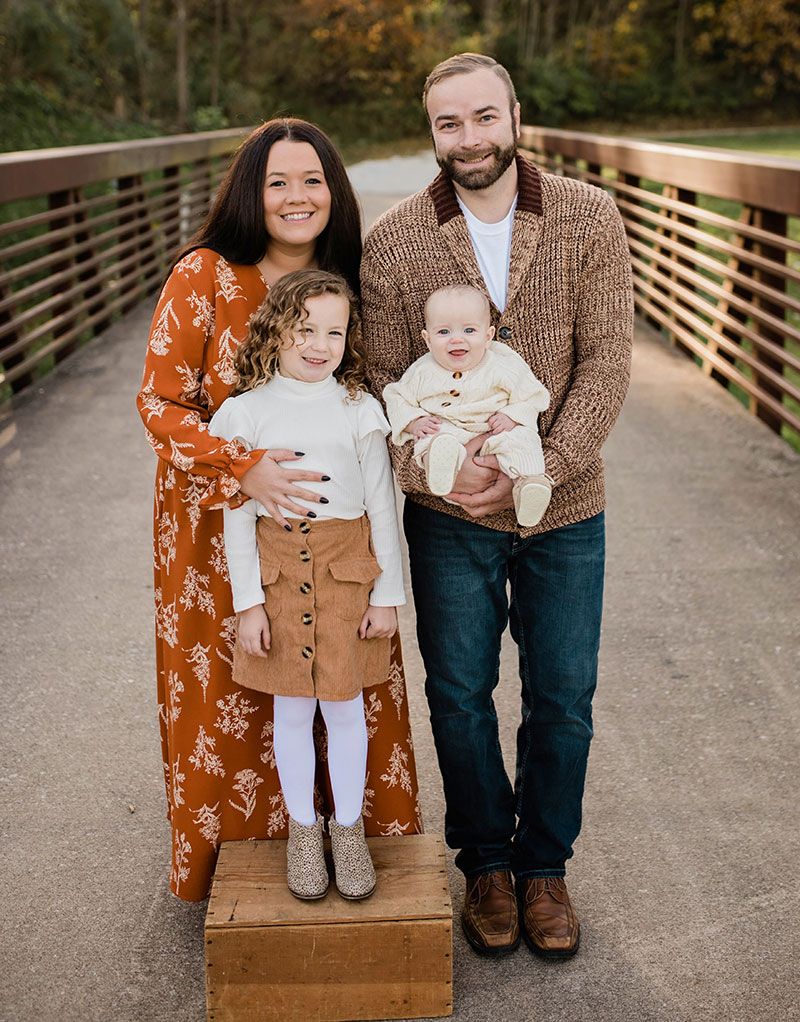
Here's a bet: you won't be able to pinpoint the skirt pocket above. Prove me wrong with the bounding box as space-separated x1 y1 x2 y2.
258 559 283 620
328 556 382 620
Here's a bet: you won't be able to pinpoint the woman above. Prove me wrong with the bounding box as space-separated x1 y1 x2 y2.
137 119 422 901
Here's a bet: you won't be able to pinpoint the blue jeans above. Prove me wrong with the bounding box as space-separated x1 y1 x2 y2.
403 500 605 879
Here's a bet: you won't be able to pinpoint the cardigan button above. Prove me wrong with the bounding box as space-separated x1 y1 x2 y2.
449 390 460 397
300 582 311 594
452 371 462 379
299 520 311 534
302 646 313 659
498 325 512 340
300 550 311 562
302 613 313 625
441 401 451 407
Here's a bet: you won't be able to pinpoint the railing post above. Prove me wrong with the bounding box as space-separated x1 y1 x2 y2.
49 188 81 366
162 164 182 269
73 190 112 335
708 206 754 389
750 207 787 433
0 264 26 393
117 173 148 314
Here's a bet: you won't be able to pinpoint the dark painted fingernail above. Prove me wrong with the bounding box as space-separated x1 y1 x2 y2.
295 451 305 456
284 524 292 531
321 475 330 481
307 511 317 519
319 497 329 504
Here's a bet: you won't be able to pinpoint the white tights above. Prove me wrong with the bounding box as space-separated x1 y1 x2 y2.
273 693 367 828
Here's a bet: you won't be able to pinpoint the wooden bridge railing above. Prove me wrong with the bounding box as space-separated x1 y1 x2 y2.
521 126 800 449
0 129 248 396
3 127 800 449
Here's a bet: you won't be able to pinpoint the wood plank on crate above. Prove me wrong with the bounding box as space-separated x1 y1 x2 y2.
208 834 452 927
206 833 453 1022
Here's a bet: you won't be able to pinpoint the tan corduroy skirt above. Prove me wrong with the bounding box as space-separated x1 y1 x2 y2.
232 514 392 701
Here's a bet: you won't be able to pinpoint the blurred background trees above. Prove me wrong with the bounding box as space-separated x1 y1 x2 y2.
1 0 799 151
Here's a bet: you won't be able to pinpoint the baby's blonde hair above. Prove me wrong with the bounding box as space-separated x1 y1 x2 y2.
232 269 367 399
423 283 491 323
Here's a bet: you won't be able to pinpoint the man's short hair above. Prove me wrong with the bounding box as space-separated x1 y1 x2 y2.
422 53 517 117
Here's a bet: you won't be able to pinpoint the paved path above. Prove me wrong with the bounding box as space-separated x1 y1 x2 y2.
2 156 799 1022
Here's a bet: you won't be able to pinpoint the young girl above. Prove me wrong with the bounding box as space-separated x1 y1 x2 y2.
208 269 404 901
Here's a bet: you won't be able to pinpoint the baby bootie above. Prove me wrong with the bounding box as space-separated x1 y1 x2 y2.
425 433 464 496
329 815 376 900
513 474 552 527
286 815 329 900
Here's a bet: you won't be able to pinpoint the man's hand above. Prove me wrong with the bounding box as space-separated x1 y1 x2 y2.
409 415 441 438
359 605 398 639
488 412 516 434
449 454 515 518
446 433 497 494
238 605 271 657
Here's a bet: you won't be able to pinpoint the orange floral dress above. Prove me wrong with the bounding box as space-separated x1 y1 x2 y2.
137 248 422 901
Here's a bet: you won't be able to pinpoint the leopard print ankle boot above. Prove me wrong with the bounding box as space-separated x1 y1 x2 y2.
329 815 376 900
286 815 329 900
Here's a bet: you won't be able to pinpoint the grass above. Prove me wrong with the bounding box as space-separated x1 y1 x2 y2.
650 128 800 159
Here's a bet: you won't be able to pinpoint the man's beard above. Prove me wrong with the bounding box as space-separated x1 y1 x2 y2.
436 136 517 190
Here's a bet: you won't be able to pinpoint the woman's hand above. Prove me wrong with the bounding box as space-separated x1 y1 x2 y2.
358 605 398 640
240 450 330 529
238 605 271 657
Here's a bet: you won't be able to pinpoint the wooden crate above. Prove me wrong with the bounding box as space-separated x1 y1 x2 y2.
205 833 453 1022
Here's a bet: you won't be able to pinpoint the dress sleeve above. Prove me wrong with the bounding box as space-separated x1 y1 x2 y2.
356 402 406 608
136 251 265 509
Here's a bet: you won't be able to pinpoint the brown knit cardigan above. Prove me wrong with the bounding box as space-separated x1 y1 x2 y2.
361 155 634 535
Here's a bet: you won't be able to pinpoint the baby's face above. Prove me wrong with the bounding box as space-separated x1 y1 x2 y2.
422 290 494 372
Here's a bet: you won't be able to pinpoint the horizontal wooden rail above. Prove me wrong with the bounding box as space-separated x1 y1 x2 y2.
520 126 800 447
0 129 250 397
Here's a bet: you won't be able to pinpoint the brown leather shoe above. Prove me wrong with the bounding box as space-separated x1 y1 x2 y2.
518 877 580 958
461 870 521 956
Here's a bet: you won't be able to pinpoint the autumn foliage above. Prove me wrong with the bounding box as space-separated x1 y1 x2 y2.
1 0 799 152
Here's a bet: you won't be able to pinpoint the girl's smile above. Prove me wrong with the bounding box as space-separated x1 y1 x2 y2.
278 292 349 383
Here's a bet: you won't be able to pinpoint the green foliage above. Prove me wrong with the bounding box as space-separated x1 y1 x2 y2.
2 0 800 153
192 106 229 132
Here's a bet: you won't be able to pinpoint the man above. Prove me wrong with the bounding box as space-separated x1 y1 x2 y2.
361 53 633 958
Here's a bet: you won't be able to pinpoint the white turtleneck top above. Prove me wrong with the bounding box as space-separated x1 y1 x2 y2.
208 373 405 613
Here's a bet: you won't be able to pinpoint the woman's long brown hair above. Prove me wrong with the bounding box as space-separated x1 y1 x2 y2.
174 119 362 296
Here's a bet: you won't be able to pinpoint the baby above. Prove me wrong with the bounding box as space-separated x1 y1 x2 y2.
383 284 552 527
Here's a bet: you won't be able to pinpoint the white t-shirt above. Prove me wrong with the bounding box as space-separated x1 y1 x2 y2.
457 193 518 312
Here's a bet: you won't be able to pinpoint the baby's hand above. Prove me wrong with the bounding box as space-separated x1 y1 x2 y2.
409 415 441 438
238 604 271 657
359 605 398 640
488 412 517 435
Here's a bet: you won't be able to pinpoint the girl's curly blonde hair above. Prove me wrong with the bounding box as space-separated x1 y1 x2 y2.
232 269 367 399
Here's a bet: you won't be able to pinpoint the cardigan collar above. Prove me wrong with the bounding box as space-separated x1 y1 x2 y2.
428 154 543 226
